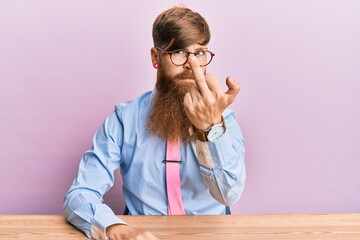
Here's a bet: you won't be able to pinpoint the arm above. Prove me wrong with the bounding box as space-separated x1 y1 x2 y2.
64 111 160 240
64 111 125 238
195 111 246 205
184 55 245 206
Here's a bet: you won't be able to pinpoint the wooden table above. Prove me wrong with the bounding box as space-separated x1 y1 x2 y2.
0 214 359 239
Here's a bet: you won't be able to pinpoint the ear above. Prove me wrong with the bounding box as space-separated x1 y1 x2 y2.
150 47 158 66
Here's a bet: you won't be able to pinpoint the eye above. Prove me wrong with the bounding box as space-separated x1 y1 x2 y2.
195 51 206 56
173 50 185 55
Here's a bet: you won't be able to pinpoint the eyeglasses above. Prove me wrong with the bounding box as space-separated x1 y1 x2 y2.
156 47 215 67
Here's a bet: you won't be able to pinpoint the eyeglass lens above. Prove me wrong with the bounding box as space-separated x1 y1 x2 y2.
171 51 212 66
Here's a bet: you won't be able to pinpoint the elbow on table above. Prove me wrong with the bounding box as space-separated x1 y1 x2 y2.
215 182 245 206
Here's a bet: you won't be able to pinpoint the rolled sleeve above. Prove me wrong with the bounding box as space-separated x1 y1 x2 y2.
195 111 246 206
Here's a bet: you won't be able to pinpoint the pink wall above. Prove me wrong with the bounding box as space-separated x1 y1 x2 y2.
1 1 359 214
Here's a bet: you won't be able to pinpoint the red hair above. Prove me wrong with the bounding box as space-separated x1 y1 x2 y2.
152 6 211 50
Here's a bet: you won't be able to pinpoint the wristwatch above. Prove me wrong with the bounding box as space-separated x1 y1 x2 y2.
195 116 227 142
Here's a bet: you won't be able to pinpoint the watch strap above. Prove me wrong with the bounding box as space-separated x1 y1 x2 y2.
194 116 226 142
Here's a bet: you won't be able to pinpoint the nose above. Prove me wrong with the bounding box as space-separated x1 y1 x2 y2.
183 59 191 70
183 53 197 70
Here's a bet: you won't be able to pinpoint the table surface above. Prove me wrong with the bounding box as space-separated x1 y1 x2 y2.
0 214 359 239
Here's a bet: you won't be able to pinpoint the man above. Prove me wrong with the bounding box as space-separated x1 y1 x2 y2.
64 6 246 240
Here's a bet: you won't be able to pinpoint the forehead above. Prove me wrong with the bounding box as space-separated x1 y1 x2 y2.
183 43 208 51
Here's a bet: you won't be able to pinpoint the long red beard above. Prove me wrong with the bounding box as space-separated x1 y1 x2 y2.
146 66 197 143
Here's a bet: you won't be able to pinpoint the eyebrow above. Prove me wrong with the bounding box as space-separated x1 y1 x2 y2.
184 47 208 52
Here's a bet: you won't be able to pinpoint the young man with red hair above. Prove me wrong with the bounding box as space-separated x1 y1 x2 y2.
64 6 246 240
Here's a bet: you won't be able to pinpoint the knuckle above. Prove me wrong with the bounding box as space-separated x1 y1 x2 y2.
215 91 225 99
185 105 195 114
205 96 216 106
233 82 241 91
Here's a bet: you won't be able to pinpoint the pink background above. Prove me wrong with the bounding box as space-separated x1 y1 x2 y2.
1 0 359 214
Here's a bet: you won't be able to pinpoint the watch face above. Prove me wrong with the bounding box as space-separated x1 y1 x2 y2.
207 125 225 142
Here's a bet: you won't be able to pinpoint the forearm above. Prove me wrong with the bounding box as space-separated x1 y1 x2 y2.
64 111 126 238
196 126 246 205
64 190 125 239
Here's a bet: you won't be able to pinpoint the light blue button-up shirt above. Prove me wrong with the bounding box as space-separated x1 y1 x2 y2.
64 90 246 239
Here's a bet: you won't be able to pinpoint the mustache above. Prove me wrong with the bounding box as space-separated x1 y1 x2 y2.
174 71 194 80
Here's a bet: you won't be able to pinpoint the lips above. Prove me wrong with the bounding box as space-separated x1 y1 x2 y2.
177 74 194 81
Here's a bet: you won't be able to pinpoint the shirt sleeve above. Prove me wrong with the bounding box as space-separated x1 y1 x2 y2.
64 111 126 239
195 110 246 206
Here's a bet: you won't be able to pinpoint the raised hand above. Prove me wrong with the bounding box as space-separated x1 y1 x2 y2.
183 55 241 131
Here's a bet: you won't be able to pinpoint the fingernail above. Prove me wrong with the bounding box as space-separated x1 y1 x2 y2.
188 55 195 62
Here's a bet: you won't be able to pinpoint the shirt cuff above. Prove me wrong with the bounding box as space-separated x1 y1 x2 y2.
90 209 126 240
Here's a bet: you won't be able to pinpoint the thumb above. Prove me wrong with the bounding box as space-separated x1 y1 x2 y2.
225 76 241 103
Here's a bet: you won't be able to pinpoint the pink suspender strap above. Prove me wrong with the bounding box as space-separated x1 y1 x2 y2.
165 139 186 215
